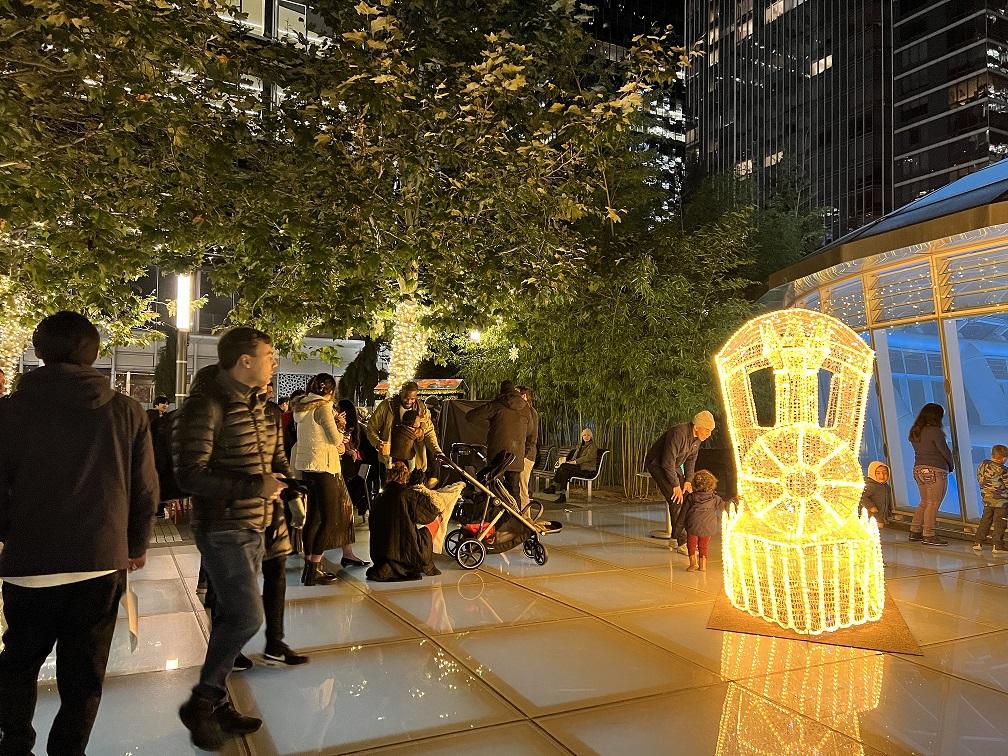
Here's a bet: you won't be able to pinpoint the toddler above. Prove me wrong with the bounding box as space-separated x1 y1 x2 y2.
681 469 724 572
974 444 1008 555
859 461 892 527
391 409 423 466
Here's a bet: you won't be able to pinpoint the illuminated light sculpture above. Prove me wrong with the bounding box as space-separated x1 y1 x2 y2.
715 309 884 635
715 634 883 755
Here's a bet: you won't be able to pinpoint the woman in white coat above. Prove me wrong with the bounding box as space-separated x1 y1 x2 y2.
292 373 368 585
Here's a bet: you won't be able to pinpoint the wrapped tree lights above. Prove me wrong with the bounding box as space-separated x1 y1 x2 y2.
715 309 885 635
386 298 430 396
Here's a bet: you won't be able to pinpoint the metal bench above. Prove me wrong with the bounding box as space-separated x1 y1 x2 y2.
567 449 610 501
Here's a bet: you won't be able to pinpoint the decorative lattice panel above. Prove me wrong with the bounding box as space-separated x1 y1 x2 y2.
715 308 885 635
275 373 310 398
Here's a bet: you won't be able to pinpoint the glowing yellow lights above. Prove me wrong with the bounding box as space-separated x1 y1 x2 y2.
387 299 431 396
715 634 883 755
715 309 885 635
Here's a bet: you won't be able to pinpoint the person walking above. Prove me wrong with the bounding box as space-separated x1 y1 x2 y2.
517 387 539 510
292 374 368 585
366 381 443 476
543 428 597 504
908 403 955 546
465 381 533 503
173 327 290 751
679 470 724 572
644 411 716 550
973 444 1008 555
0 311 158 756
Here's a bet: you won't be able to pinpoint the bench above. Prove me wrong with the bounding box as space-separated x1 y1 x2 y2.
567 449 610 501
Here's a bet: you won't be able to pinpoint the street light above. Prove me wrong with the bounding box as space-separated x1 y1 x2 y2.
469 329 481 343
175 273 192 407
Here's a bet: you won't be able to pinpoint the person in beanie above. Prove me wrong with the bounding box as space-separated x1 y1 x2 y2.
644 410 716 550
0 312 158 756
172 327 289 751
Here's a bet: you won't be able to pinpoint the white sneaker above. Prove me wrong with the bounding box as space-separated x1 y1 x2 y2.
993 546 1007 556
676 543 689 555
973 544 983 552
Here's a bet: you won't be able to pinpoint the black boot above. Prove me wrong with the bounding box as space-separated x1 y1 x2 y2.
303 561 336 586
179 694 227 751
215 702 262 735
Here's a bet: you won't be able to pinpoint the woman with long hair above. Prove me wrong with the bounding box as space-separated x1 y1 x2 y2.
908 402 955 546
337 398 369 522
293 374 368 585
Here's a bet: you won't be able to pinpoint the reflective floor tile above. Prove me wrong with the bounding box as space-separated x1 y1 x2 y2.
354 721 569 755
338 564 507 593
34 666 246 756
881 545 984 575
955 563 1008 588
170 549 202 578
538 683 872 756
571 541 689 569
894 600 1000 646
742 654 1008 756
518 570 708 613
607 603 873 678
886 573 1008 628
375 580 583 634
243 593 419 654
438 617 719 716
137 552 185 581
543 524 631 547
899 630 1008 695
633 563 725 596
275 562 369 601
233 640 519 753
118 578 193 618
478 548 617 579
38 611 207 683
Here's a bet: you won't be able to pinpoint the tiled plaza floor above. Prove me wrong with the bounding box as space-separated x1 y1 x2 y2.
16 495 1008 754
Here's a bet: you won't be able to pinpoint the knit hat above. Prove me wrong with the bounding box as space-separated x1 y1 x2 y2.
867 461 889 481
693 410 716 430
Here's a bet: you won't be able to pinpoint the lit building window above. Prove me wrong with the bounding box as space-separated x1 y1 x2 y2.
766 0 784 24
737 19 753 41
764 150 784 167
810 54 833 77
709 47 720 66
736 158 754 176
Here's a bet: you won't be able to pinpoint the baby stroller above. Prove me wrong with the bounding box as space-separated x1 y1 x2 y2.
439 450 562 570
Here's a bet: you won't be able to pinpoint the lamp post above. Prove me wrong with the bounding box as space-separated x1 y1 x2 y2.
175 273 192 407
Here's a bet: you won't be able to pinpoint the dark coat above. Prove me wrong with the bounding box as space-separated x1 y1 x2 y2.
465 390 533 472
0 364 158 576
172 365 292 532
681 490 724 537
525 405 539 461
859 478 892 522
366 482 441 582
644 423 701 487
264 399 293 560
150 409 183 501
568 439 598 470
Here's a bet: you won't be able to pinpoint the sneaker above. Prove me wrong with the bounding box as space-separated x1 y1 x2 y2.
232 653 253 672
214 702 262 735
179 695 227 751
922 536 948 546
676 543 689 555
263 644 309 666
909 532 924 542
993 546 1008 556
973 543 983 552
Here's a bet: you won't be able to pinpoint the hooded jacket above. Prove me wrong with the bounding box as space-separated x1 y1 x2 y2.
681 489 724 537
859 462 892 522
172 365 291 532
291 393 346 474
977 458 1008 508
465 390 534 473
0 364 158 576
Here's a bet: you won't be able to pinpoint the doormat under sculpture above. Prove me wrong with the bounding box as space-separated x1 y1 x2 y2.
707 591 922 655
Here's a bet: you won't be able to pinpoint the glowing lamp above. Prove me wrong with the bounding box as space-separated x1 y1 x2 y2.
715 309 884 635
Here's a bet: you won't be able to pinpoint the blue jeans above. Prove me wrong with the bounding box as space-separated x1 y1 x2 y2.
193 528 265 704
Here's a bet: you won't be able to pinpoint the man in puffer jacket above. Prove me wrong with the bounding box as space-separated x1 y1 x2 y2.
974 444 1008 555
172 327 291 751
465 381 533 502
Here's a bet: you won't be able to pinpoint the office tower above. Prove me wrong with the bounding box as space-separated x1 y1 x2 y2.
686 1 892 242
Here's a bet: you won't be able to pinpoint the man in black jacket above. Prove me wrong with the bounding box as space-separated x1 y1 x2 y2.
465 381 533 502
0 312 158 756
644 411 716 548
173 327 289 751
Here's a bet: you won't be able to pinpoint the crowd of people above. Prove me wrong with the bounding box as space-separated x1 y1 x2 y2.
5 313 1007 754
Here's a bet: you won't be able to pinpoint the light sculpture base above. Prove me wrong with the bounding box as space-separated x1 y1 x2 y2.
722 506 884 635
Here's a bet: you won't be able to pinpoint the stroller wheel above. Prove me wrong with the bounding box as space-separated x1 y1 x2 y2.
533 542 548 566
523 536 537 559
445 528 465 558
456 539 486 570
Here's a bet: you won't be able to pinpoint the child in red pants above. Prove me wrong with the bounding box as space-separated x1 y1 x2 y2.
680 469 724 572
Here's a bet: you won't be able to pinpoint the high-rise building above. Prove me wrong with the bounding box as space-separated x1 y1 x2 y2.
686 1 892 242
892 0 1008 207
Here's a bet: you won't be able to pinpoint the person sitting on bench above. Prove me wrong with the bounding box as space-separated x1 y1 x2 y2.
544 428 597 503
